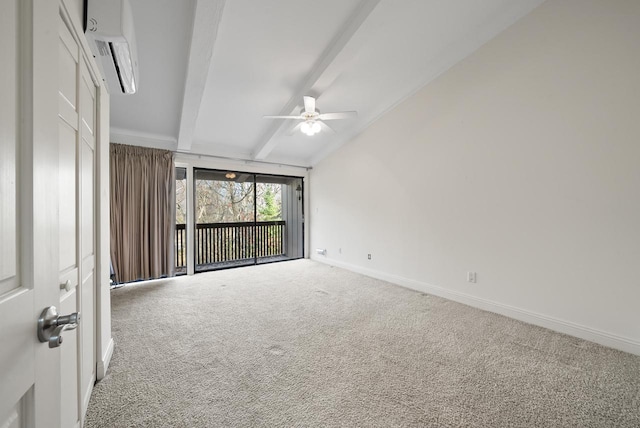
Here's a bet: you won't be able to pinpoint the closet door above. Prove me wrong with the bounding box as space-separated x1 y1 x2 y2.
78 54 97 423
58 12 81 428
58 9 98 428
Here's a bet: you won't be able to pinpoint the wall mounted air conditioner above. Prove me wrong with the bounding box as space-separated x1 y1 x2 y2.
85 0 139 94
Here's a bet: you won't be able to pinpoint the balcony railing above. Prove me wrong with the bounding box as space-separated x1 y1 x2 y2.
175 221 286 271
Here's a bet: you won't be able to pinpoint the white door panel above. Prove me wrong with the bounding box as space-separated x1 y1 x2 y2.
59 290 79 428
58 120 78 273
81 137 95 258
1 0 60 426
0 0 19 297
0 290 35 421
58 14 82 428
81 270 95 416
3 403 24 428
58 8 100 426
0 0 37 424
79 55 97 420
2 1 102 425
58 17 78 109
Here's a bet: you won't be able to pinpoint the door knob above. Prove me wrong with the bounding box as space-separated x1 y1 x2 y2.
60 280 72 292
37 306 80 348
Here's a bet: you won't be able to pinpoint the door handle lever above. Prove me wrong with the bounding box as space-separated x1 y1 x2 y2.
37 306 81 348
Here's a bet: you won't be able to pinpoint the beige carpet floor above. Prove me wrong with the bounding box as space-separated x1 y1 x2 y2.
85 259 640 427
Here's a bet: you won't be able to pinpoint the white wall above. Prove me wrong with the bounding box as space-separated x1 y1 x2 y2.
97 88 113 380
310 0 640 355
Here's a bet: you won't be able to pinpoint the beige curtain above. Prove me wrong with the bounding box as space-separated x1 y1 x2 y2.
110 143 175 283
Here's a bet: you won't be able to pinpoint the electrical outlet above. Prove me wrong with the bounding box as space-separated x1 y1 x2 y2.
467 272 477 283
368 254 371 260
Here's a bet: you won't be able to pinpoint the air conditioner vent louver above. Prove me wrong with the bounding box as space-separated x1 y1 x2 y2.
96 40 109 56
85 0 139 94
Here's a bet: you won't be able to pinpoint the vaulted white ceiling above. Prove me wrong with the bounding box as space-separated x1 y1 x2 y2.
110 0 545 168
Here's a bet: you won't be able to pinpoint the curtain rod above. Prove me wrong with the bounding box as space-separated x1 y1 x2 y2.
174 150 313 171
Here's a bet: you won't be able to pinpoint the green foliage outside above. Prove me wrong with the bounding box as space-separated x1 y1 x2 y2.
258 187 281 221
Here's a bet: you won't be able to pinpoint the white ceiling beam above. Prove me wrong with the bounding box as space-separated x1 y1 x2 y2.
176 0 226 152
110 127 177 151
251 0 381 160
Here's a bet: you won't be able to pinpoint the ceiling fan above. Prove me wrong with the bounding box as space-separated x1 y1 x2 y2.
264 96 357 136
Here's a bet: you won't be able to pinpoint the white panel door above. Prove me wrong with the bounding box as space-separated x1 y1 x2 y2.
0 0 62 427
58 14 82 428
79 54 97 423
0 5 33 427
57 9 98 428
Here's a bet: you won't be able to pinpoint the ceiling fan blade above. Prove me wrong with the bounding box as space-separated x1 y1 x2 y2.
263 115 303 119
318 121 336 134
303 96 316 114
318 111 358 120
287 122 303 136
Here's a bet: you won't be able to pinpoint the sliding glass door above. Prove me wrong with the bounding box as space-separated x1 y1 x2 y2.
193 169 303 272
255 174 304 264
175 167 187 274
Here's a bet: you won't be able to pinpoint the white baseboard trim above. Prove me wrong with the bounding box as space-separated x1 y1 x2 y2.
97 338 115 381
312 256 640 356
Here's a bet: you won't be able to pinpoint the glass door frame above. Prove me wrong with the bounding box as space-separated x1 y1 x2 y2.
190 167 305 273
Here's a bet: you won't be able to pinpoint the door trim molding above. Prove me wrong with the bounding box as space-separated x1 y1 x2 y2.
96 338 114 381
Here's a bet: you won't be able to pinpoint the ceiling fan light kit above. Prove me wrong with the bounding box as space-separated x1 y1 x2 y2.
264 95 357 137
301 121 321 136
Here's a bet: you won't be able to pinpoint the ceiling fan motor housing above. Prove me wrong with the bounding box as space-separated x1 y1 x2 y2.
300 108 320 119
